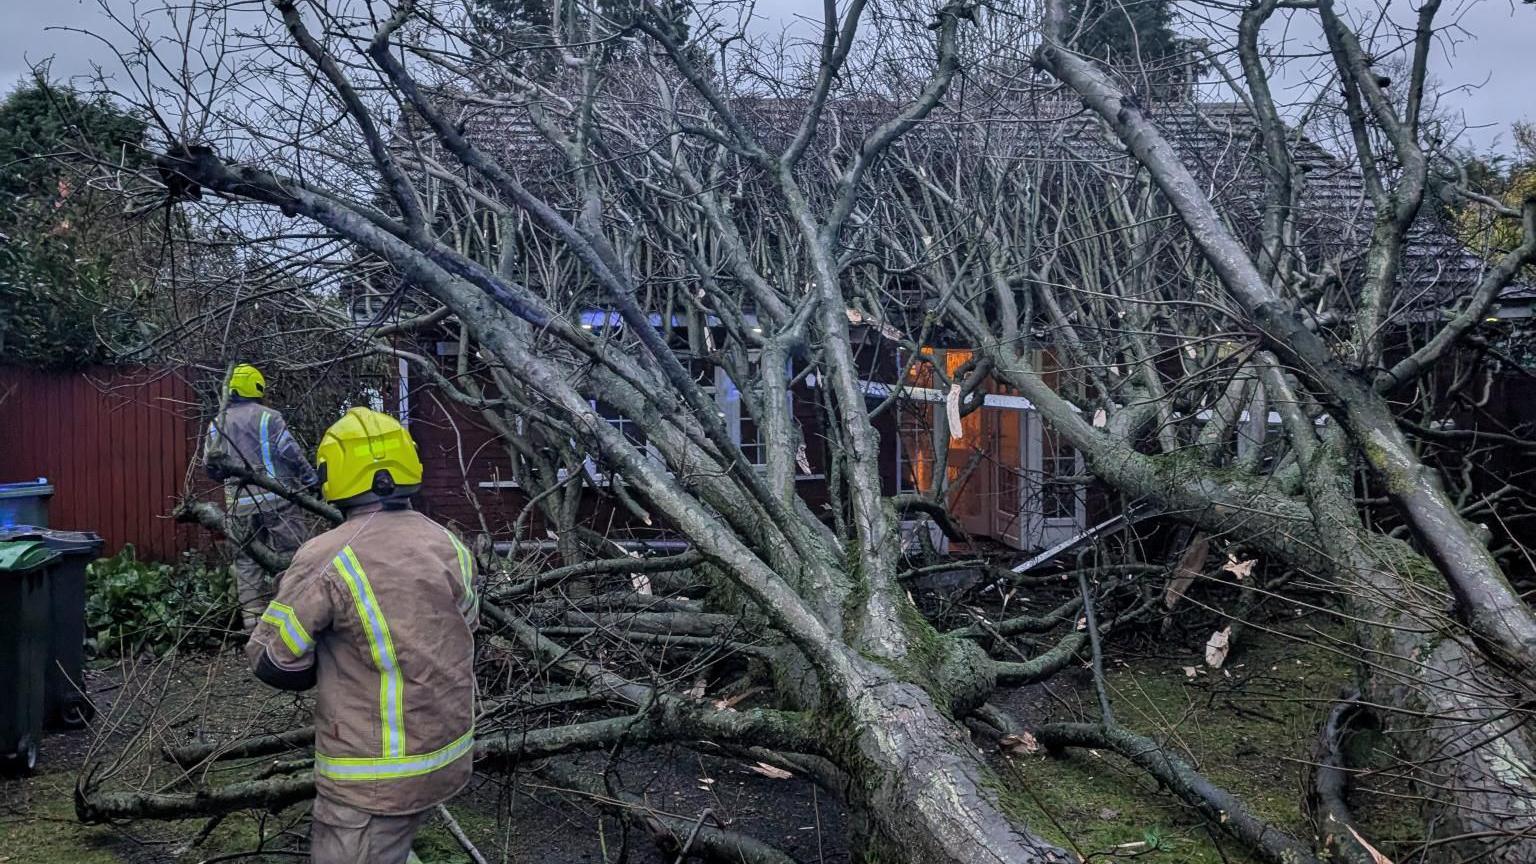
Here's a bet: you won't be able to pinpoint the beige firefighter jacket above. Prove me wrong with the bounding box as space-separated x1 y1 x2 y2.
247 505 479 815
204 400 318 515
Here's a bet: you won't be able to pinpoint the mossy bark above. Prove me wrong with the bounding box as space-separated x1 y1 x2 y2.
1357 588 1536 863
1294 448 1536 862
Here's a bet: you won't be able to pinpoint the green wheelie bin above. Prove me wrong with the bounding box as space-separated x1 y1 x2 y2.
0 540 59 775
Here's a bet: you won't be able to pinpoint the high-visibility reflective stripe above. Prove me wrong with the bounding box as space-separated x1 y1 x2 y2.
259 412 277 477
315 728 473 782
444 530 476 612
260 601 313 655
276 428 301 462
332 547 406 758
228 487 282 509
229 486 281 506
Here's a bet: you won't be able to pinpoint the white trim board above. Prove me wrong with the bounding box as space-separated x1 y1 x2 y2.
831 376 1324 427
477 472 825 490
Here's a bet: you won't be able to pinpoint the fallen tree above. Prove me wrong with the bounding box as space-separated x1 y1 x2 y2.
62 0 1536 859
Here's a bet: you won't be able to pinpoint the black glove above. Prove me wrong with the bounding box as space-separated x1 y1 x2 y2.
254 652 318 692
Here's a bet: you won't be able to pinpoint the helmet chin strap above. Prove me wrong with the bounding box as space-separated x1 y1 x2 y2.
335 486 419 514
339 497 413 518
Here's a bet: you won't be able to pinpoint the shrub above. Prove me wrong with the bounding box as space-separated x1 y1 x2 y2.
85 546 235 656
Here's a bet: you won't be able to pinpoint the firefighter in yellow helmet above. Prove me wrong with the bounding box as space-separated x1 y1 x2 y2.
246 407 477 864
202 363 318 630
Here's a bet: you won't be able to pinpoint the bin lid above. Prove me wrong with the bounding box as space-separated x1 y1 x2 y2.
0 540 62 572
0 526 105 553
0 479 54 499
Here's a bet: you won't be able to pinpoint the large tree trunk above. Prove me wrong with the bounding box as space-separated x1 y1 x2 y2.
1270 363 1536 862
839 678 1068 862
1355 544 1536 862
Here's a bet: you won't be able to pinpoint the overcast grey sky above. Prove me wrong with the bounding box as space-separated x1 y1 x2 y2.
2 0 1530 153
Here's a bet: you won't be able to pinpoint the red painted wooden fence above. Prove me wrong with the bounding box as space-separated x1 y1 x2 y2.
0 366 208 561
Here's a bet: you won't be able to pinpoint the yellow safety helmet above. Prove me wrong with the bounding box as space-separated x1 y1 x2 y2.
315 407 424 504
228 363 266 399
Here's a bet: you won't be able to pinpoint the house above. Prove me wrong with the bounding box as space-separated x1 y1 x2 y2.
368 84 1526 561
382 309 1098 556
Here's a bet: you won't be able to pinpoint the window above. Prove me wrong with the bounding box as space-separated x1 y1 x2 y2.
738 409 767 466
896 350 938 494
1040 425 1080 519
710 353 798 471
897 406 938 494
577 356 806 480
596 400 646 449
994 413 1022 515
714 369 768 467
363 386 386 413
583 400 659 484
1035 347 1082 401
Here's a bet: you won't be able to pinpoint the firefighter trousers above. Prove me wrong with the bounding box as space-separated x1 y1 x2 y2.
228 501 310 631
310 797 425 864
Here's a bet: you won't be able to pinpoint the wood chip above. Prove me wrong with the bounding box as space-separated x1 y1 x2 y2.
748 762 793 780
1221 555 1257 581
999 732 1041 755
1347 826 1394 864
710 687 763 712
1205 626 1232 669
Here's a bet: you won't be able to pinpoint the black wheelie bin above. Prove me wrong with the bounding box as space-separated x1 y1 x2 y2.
0 540 59 775
0 527 105 728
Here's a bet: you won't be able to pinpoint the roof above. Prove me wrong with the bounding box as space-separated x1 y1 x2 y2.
393 82 1522 320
